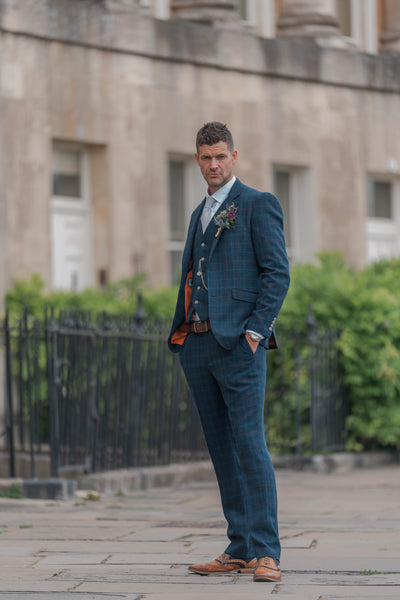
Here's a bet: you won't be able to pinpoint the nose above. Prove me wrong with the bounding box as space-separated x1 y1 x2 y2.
210 157 219 169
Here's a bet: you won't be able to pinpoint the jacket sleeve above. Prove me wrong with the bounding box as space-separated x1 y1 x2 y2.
245 192 290 338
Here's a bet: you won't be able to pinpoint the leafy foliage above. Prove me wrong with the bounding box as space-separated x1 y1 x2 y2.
4 253 400 452
0 483 24 499
5 273 178 324
278 253 400 451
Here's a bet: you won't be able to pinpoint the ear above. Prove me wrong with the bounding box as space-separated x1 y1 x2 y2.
195 153 200 166
232 150 238 164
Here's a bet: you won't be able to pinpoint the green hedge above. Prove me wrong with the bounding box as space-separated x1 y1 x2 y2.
4 273 178 323
279 252 400 451
4 253 400 451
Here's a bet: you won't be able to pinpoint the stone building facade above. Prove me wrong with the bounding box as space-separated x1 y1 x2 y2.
0 0 400 300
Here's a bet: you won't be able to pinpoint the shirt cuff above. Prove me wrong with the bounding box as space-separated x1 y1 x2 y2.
245 330 264 341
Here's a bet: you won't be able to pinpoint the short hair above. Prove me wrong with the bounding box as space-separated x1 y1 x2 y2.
196 122 234 153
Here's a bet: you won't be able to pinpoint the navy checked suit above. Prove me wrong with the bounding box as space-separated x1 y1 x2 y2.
168 178 290 562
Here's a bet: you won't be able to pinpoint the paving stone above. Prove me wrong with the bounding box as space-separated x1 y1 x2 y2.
281 535 316 549
57 570 236 585
0 567 65 582
1 526 135 541
277 571 400 585
124 526 225 542
142 587 280 600
33 553 112 566
101 552 209 564
283 553 400 573
272 585 400 598
0 595 141 599
0 466 399 598
0 582 75 592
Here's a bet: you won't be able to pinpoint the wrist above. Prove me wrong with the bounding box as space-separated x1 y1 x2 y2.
246 330 263 342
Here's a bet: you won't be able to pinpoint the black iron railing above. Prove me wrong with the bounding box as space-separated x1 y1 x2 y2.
1 305 347 478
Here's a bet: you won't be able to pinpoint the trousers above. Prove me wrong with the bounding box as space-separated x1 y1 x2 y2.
179 330 280 562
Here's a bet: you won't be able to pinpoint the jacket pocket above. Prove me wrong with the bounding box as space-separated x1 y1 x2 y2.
231 288 258 303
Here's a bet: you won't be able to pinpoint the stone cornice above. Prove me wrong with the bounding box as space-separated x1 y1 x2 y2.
1 0 399 94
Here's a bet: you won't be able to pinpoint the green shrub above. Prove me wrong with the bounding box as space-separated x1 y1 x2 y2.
5 273 178 324
279 253 400 451
0 483 24 499
4 254 400 452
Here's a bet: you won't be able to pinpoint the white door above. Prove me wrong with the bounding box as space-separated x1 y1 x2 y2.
51 146 92 291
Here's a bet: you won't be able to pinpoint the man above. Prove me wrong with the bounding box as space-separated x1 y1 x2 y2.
168 122 290 583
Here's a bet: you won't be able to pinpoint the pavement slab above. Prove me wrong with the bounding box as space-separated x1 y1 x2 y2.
0 466 399 599
0 595 141 600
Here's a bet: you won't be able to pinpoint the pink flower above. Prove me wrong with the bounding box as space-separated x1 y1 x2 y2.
214 202 238 237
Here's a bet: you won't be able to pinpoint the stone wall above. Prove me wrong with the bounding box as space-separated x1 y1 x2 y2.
0 0 400 303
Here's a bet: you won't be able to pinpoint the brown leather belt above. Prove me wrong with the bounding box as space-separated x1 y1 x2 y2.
180 319 211 334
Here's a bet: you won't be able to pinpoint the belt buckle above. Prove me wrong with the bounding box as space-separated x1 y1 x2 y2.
192 320 208 333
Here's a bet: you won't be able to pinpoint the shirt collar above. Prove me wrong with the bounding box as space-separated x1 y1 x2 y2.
207 176 236 206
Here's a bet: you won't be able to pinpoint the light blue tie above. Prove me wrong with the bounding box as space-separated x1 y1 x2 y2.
201 196 217 233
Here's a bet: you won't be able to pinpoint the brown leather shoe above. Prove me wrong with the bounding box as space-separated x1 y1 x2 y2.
253 557 281 582
189 553 257 575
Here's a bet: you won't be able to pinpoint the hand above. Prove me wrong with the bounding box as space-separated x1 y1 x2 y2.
245 332 259 354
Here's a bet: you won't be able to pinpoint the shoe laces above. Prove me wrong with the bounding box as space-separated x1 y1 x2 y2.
259 557 276 568
218 553 231 565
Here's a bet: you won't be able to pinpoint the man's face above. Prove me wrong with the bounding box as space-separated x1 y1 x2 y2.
195 141 238 194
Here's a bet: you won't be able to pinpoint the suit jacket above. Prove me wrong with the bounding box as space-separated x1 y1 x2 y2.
168 178 290 352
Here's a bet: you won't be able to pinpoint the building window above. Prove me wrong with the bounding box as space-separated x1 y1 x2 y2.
167 155 204 284
169 160 186 284
273 166 314 264
52 147 82 198
367 180 392 219
273 171 292 250
169 161 186 242
366 177 400 263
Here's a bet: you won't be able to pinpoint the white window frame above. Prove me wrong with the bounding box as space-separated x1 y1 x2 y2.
52 144 90 212
272 165 315 264
365 175 400 263
167 154 204 283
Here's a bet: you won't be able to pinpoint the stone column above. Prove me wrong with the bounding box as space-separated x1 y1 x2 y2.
170 0 241 27
105 0 148 13
276 0 347 46
380 0 400 53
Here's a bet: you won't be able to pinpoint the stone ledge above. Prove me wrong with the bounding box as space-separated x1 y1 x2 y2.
78 460 217 495
1 0 399 92
1 451 399 499
0 476 76 500
21 478 77 500
78 451 400 494
273 450 400 473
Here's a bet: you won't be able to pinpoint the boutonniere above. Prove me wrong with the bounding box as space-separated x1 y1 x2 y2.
214 202 238 237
